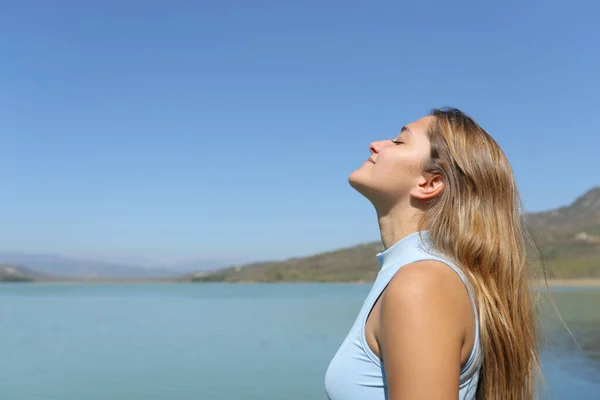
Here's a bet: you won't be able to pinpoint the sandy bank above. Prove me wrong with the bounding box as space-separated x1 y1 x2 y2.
542 278 600 287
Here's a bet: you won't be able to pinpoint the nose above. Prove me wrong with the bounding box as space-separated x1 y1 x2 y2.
369 139 393 154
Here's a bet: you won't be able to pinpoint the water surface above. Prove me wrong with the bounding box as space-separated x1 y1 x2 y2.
1 283 598 399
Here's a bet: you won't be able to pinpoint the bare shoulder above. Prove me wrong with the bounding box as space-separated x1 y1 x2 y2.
383 259 469 306
380 259 472 337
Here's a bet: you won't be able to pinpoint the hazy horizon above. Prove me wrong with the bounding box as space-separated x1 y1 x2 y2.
0 185 598 269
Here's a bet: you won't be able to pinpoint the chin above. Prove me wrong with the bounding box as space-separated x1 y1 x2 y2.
348 170 375 199
348 168 364 189
348 170 397 207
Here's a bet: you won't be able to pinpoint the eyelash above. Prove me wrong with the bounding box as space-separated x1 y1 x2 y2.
391 139 403 145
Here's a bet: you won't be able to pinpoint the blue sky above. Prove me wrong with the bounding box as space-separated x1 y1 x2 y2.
1 1 599 265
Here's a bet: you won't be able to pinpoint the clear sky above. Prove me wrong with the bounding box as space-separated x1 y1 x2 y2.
1 1 599 265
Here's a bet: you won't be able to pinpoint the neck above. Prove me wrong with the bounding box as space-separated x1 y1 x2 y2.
376 203 423 249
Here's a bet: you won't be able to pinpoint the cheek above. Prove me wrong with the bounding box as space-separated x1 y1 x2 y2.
377 154 408 173
404 159 422 177
376 154 422 180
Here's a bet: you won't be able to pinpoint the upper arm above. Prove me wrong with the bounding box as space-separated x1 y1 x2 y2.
378 260 470 400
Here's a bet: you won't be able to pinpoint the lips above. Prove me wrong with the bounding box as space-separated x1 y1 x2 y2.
367 157 375 164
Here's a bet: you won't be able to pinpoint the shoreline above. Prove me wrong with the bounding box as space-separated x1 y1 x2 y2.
543 278 600 287
3 278 600 287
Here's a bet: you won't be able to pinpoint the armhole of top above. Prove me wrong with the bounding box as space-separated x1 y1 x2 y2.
359 257 481 377
359 280 388 368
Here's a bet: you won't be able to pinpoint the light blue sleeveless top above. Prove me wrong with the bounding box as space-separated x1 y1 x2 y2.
324 231 482 400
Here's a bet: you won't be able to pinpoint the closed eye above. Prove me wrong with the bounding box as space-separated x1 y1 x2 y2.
391 139 403 144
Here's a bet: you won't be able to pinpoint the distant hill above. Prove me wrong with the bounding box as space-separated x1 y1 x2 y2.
167 258 240 273
0 252 179 279
0 264 52 282
190 187 600 283
527 187 600 233
526 187 600 278
181 242 384 283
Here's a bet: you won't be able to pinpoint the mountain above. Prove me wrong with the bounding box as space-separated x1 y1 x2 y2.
190 187 600 283
526 187 600 278
0 264 52 282
168 258 244 273
182 242 384 283
0 252 179 279
527 187 600 233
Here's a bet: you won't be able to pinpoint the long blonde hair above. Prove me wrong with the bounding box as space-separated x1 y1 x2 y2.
419 107 545 399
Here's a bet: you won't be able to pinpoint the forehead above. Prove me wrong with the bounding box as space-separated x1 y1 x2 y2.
402 115 435 139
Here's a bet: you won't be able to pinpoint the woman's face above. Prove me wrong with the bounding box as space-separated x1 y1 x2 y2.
348 115 435 206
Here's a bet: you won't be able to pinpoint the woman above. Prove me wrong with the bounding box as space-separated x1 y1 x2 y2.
325 107 543 400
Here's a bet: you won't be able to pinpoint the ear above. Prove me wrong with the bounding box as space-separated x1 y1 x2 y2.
411 173 444 200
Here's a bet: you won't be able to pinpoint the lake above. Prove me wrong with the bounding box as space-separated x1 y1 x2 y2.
1 283 598 399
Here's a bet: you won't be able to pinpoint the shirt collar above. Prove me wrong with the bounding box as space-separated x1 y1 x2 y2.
376 230 429 270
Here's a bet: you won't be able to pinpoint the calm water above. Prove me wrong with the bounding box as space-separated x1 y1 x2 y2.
1 283 599 400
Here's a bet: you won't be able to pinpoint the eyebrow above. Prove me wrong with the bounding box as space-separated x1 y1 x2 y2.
400 126 412 136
